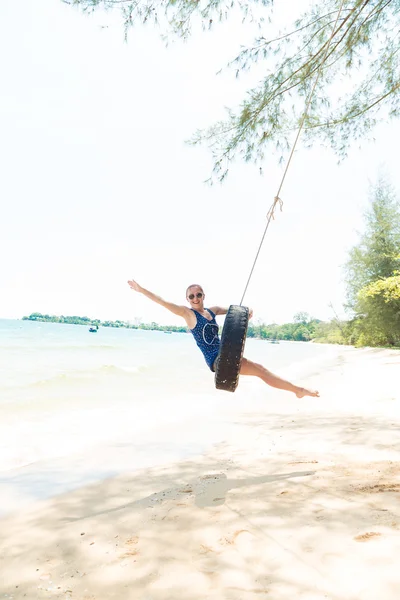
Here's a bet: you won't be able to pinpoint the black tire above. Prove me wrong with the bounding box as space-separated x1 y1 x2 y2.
215 305 249 392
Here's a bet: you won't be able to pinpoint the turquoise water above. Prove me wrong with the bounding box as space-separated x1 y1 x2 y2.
0 318 340 505
1 318 334 393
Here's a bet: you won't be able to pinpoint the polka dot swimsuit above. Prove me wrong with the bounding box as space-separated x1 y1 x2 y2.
189 308 220 370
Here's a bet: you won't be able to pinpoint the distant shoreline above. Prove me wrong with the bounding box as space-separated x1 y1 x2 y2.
20 313 188 334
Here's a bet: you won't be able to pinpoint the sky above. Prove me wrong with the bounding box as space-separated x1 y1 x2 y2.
1 0 399 326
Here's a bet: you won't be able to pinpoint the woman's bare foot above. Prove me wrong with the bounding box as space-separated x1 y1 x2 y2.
295 387 320 398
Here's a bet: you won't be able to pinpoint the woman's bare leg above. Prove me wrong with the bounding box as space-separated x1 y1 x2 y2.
240 357 319 398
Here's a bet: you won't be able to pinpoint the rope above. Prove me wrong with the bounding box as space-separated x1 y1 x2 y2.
240 0 346 307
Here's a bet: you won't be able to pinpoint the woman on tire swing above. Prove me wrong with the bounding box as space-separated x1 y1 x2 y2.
128 280 319 399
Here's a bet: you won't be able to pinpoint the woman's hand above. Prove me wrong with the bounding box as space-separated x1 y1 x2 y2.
127 279 142 293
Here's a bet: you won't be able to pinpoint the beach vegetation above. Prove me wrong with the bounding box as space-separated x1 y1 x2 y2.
246 318 320 341
344 177 400 346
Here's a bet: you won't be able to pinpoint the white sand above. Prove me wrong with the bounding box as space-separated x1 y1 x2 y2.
1 347 400 599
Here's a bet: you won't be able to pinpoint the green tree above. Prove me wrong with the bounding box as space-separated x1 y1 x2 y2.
345 177 400 308
355 274 400 345
313 319 347 343
65 0 400 180
293 312 312 325
293 325 312 341
344 177 400 345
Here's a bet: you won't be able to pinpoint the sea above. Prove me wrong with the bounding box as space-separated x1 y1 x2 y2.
0 318 341 515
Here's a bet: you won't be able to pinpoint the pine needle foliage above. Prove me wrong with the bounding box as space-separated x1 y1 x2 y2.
64 0 400 180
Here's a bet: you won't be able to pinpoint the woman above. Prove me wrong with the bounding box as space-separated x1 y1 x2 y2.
127 279 319 398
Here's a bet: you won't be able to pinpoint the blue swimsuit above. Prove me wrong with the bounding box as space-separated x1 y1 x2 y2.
189 308 220 371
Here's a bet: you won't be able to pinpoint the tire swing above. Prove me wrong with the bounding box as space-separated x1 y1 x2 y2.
215 305 249 392
213 0 345 393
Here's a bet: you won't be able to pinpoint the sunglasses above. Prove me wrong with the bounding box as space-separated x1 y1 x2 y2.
188 292 203 300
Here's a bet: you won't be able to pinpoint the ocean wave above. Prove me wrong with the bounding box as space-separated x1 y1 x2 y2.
0 343 118 351
2 363 149 391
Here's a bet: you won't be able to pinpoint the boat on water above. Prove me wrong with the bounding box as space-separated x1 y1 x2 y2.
89 325 99 333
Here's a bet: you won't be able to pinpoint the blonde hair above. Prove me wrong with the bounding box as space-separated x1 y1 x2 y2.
186 284 204 297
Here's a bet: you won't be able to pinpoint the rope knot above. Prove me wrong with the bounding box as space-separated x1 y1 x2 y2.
275 195 283 211
267 195 283 220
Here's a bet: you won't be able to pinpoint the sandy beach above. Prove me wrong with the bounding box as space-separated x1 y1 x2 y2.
2 346 400 600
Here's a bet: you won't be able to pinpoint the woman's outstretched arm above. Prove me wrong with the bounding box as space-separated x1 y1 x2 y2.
127 279 194 326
